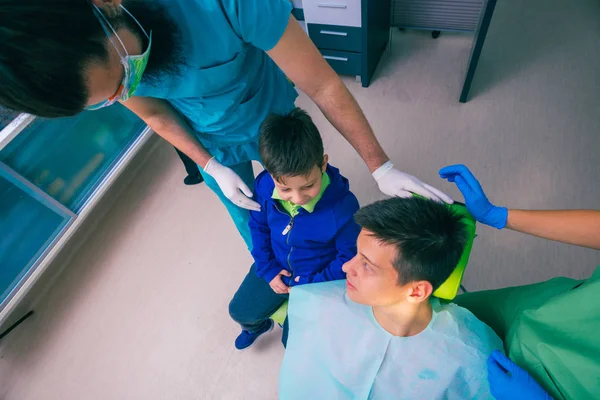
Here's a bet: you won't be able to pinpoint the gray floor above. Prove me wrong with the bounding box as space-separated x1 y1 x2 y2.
1 0 599 399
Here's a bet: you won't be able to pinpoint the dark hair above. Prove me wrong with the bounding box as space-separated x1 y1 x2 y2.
0 1 181 118
355 197 467 290
0 1 107 117
259 108 324 182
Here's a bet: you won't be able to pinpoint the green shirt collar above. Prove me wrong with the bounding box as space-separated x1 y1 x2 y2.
272 171 331 215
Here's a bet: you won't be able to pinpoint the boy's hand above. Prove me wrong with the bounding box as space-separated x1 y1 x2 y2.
270 270 291 294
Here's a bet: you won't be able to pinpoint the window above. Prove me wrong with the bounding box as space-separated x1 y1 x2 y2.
0 104 147 310
0 105 145 212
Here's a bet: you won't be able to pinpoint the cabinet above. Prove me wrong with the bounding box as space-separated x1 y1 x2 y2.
298 0 391 87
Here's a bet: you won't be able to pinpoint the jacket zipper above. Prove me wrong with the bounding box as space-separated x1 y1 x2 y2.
275 204 296 281
282 217 294 236
284 216 295 280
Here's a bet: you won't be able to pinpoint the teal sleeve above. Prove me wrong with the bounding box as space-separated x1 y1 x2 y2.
221 0 293 51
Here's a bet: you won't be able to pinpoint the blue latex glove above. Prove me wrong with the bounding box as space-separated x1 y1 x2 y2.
439 164 508 229
487 350 553 400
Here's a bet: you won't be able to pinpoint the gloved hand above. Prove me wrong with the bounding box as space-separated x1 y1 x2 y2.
439 164 508 229
373 161 453 204
203 157 261 211
487 350 553 400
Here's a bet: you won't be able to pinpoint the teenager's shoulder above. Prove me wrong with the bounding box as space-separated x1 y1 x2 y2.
434 300 504 354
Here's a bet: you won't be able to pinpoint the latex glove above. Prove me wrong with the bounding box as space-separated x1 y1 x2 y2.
373 161 453 204
203 157 261 211
439 164 508 229
487 350 553 400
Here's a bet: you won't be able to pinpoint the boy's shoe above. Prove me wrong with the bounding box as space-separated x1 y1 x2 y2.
234 319 274 350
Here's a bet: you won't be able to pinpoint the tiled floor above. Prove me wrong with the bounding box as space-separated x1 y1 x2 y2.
1 1 599 398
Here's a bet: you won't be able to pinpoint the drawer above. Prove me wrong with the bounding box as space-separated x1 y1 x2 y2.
303 0 362 28
291 0 303 8
320 50 361 76
308 24 362 52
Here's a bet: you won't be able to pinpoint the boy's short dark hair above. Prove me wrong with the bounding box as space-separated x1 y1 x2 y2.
259 108 324 182
354 197 467 291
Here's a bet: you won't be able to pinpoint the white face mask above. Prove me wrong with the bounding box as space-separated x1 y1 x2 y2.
86 4 152 110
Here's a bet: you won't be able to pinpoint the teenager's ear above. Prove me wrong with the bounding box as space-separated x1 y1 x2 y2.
406 280 433 304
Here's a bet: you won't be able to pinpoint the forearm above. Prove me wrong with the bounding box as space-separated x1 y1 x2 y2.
124 97 213 168
251 244 282 281
268 17 387 172
249 213 282 281
311 79 388 172
302 233 358 284
507 210 600 250
254 256 284 283
146 109 213 169
303 262 345 284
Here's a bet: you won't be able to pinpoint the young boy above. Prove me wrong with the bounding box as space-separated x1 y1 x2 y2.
228 108 360 350
280 197 504 399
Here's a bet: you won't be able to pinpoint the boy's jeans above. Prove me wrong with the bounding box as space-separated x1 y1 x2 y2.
229 264 290 346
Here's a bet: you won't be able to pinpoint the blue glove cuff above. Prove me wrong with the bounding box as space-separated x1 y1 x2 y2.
495 207 509 229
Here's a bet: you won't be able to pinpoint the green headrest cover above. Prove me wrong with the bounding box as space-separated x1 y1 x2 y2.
433 202 476 300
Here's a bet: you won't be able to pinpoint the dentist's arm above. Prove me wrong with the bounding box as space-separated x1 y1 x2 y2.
506 210 600 250
267 16 452 203
123 96 260 211
439 164 600 250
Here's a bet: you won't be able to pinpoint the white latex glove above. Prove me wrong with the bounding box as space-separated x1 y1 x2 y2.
203 157 261 211
373 161 453 204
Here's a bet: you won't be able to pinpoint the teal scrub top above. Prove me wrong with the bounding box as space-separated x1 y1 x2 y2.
135 0 298 166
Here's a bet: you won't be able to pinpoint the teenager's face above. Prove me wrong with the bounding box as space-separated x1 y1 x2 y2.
342 230 409 306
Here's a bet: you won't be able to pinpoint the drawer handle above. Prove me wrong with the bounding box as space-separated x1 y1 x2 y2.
323 55 348 62
320 30 348 36
318 3 347 9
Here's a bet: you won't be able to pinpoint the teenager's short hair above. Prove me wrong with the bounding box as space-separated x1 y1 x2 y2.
355 197 467 290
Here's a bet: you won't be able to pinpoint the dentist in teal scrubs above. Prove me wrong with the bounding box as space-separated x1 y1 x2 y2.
0 0 452 249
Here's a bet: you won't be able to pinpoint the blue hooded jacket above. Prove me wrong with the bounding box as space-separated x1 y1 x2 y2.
250 165 360 286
